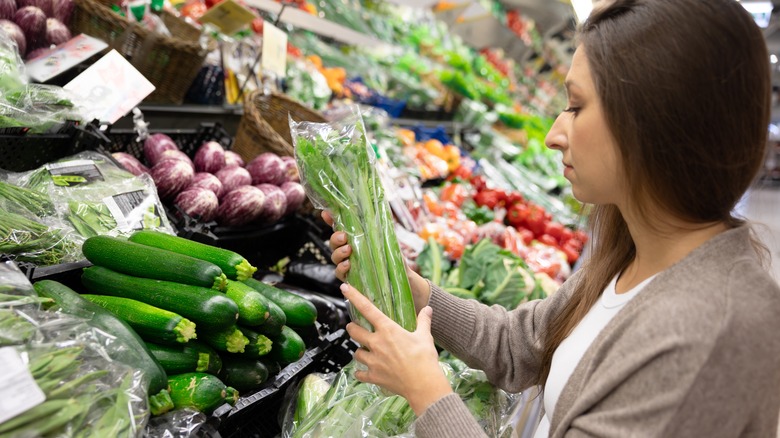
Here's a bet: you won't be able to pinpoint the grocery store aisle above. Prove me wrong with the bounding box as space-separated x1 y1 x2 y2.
736 184 780 282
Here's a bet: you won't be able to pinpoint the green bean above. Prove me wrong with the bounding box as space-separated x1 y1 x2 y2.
13 397 88 436
47 370 109 399
0 399 71 433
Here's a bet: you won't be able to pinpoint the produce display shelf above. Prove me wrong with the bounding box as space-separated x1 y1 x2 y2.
244 0 391 49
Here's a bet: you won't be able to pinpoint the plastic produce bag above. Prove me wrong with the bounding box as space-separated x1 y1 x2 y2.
281 356 523 438
291 107 416 333
19 151 175 241
0 175 81 266
0 262 149 437
0 31 84 133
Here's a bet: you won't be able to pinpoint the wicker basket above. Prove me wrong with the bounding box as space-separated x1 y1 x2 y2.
70 0 212 104
232 91 326 162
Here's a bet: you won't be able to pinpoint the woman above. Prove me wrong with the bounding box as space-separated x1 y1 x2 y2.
327 0 780 436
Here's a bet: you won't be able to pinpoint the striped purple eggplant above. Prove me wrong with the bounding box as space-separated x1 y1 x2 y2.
215 166 251 198
194 141 226 174
188 172 224 198
216 186 266 227
255 184 287 223
151 159 194 201
175 187 219 222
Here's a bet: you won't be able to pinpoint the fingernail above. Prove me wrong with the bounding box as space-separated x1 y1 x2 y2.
340 283 349 293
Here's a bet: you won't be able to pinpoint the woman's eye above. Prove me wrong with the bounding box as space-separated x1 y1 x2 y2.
563 107 579 114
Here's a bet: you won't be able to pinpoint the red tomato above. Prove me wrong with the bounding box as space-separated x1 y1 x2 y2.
251 17 264 34
470 175 488 192
538 234 559 248
560 227 574 244
525 205 547 237
506 202 529 228
574 230 589 244
561 243 580 265
544 222 565 242
566 238 584 252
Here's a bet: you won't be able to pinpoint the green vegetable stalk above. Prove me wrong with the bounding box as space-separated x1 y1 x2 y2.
0 210 77 265
0 179 55 217
293 112 416 333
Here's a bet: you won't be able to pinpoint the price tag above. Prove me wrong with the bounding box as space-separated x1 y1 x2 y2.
261 21 288 78
64 50 155 124
0 347 46 425
24 34 109 83
103 190 163 233
199 0 256 35
46 159 104 187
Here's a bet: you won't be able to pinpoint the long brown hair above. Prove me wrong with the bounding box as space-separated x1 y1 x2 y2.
537 0 771 386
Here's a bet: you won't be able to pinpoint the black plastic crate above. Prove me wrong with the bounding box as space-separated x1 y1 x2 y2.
217 329 357 438
102 122 233 160
0 121 110 172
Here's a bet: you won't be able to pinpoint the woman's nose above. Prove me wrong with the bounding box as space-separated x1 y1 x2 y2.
545 114 567 151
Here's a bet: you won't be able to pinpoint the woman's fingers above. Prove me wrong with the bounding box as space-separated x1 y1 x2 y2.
335 261 350 282
329 231 347 252
341 283 390 329
321 210 334 227
346 321 373 350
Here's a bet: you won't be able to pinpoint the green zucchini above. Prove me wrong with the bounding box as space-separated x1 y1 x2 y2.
219 356 270 392
82 235 228 291
224 279 270 326
81 266 239 331
269 325 306 364
33 280 174 416
129 230 257 281
237 326 273 359
187 341 223 375
201 325 250 354
82 295 196 345
260 357 281 376
242 278 317 327
145 342 221 375
168 373 239 414
256 297 286 337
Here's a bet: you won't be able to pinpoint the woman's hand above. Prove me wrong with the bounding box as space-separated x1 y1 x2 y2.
341 283 453 416
322 211 432 312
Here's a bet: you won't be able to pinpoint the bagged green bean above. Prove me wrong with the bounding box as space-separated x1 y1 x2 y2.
0 262 149 437
290 107 416 333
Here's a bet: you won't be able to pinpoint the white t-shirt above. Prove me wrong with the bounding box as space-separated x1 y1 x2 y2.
534 274 657 438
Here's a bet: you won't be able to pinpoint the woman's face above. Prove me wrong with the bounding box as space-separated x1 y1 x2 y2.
545 47 624 206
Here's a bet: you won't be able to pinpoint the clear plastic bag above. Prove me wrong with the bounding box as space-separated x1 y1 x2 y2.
291 106 416 333
281 357 525 438
0 31 85 133
20 150 175 241
0 176 82 266
0 263 149 437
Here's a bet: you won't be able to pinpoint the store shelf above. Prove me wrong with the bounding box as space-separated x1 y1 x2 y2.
244 0 391 49
111 104 244 133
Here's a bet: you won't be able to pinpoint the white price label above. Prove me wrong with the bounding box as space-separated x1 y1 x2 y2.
262 21 288 78
103 190 162 233
0 347 46 425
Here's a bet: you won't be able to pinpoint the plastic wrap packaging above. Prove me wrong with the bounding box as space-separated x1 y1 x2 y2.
291 106 416 333
145 408 216 438
281 356 524 438
0 262 149 437
0 174 81 266
0 31 84 133
20 150 175 241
